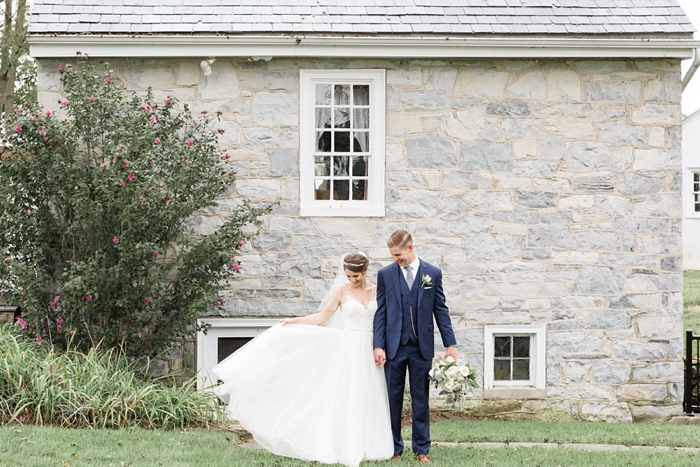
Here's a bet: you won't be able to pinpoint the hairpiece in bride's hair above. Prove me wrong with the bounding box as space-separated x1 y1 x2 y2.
343 252 369 272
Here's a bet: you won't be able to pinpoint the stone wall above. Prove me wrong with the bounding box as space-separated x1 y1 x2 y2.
37 56 684 422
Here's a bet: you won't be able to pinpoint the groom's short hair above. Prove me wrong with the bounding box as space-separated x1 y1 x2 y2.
387 230 413 249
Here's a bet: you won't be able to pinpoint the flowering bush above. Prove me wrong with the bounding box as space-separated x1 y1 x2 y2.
428 356 478 409
0 57 272 358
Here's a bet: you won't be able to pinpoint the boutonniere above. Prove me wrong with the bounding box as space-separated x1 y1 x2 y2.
421 274 433 288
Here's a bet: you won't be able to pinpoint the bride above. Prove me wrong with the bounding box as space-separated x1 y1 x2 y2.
212 253 394 466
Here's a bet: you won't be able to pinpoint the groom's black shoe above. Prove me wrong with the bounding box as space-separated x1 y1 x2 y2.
416 454 431 463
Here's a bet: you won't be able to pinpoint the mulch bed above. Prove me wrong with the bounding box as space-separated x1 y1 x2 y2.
402 410 482 426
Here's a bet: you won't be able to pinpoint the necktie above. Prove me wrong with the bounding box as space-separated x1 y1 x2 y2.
405 265 414 289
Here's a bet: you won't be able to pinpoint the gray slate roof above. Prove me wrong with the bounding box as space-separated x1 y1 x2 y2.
29 0 695 36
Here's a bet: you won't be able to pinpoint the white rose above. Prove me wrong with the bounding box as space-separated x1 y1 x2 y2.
444 356 455 363
459 366 471 377
445 366 459 380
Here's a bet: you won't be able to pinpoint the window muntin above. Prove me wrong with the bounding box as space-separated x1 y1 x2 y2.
494 335 531 382
300 70 385 217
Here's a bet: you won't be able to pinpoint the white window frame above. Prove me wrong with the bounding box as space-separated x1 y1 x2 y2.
688 168 700 219
196 317 278 390
484 324 546 399
299 69 385 217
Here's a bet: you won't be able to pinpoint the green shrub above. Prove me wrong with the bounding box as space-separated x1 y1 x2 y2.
0 323 225 429
0 57 272 357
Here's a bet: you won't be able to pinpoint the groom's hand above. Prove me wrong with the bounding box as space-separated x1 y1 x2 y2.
374 348 386 366
445 345 458 361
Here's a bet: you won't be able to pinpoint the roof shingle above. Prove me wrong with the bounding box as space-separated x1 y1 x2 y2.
28 0 695 36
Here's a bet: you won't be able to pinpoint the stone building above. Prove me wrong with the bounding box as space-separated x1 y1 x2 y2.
29 1 697 423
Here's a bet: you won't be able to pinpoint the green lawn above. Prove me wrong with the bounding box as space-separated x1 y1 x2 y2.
3 420 700 467
685 271 700 309
684 271 700 358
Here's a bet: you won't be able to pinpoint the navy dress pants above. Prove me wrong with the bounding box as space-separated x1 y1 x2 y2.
384 341 432 456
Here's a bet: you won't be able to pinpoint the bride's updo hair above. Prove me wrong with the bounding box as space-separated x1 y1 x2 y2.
343 252 369 273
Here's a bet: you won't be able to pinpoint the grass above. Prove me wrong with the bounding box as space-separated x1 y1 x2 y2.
0 324 224 429
426 419 700 447
2 422 700 467
685 270 700 309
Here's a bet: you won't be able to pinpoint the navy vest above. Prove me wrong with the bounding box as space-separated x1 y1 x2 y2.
400 269 421 345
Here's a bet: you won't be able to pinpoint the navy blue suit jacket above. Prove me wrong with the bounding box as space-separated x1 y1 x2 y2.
373 259 457 361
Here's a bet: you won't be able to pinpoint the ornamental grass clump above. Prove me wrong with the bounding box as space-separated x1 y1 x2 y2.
0 56 272 358
0 323 225 429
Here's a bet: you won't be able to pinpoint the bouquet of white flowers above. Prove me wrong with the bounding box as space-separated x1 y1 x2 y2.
428 356 477 408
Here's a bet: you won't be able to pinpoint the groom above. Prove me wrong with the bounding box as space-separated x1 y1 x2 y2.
373 230 458 463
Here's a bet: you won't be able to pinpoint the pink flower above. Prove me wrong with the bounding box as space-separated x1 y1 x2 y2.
57 65 63 72
39 130 45 136
16 317 28 329
232 263 240 271
123 161 128 167
217 128 223 133
46 110 52 116
154 138 160 144
54 296 60 303
55 307 61 312
89 96 95 102
36 336 42 343
105 76 112 83
150 115 157 123
225 153 231 160
150 161 155 166
141 199 147 205
164 99 171 105
128 173 135 181
176 159 181 164
120 181 125 188
152 251 159 257
100 163 106 169
138 333 143 338
57 325 62 330
239 240 246 245
56 317 64 324
27 209 32 214
113 236 119 244
61 100 68 106
86 294 92 301
186 140 194 147
14 125 21 132
219 297 225 302
144 297 150 304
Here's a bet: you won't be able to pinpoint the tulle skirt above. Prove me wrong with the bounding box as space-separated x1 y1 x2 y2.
212 323 394 467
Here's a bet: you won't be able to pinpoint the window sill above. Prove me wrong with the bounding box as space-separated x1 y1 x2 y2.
484 388 547 399
300 204 385 217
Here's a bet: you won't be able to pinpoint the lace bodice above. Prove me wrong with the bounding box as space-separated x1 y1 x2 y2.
337 286 377 332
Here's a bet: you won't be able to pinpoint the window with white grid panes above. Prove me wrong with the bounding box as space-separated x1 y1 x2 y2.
494 335 531 382
695 172 700 213
300 70 385 217
484 325 545 390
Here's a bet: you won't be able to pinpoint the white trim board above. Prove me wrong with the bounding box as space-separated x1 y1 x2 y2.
29 36 700 60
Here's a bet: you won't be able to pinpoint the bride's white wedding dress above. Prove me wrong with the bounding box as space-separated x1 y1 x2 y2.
212 286 393 467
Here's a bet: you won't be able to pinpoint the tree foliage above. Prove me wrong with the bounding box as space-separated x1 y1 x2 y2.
0 0 29 115
0 58 272 357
